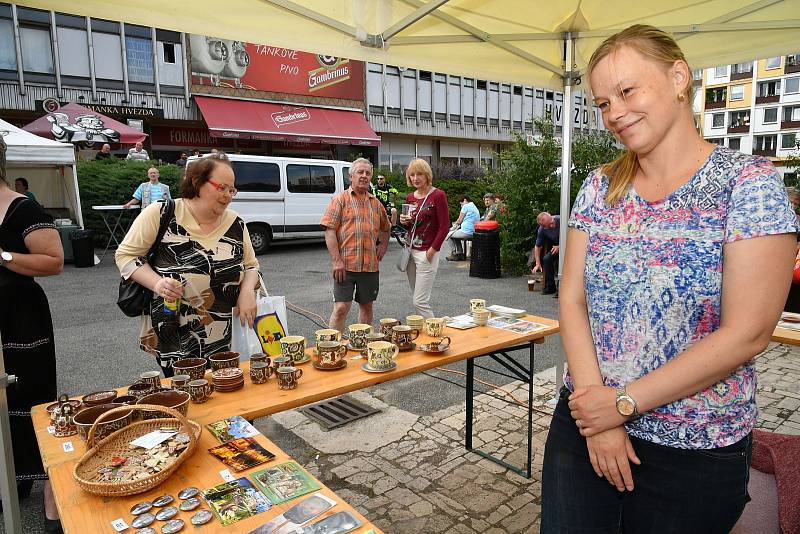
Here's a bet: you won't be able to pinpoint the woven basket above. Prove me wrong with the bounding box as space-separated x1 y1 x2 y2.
73 404 201 497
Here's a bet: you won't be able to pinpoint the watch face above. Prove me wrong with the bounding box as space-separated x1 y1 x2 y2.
1 251 11 262
618 398 635 417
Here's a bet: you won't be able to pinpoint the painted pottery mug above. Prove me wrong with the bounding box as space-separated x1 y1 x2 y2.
425 318 446 337
188 379 214 403
316 341 347 369
348 324 373 349
279 336 306 363
390 325 419 350
250 361 273 384
379 318 400 337
314 329 341 350
276 366 303 390
367 341 399 371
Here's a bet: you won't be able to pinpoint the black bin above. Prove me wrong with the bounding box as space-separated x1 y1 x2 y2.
70 230 95 268
469 228 501 279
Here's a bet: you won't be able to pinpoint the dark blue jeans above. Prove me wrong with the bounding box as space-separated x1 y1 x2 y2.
541 388 751 534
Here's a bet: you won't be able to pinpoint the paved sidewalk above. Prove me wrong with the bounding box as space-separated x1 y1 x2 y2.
258 341 800 533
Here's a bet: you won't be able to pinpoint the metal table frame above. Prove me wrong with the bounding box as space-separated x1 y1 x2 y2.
91 205 139 263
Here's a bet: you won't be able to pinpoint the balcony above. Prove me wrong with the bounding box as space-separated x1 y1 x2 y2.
730 70 752 81
787 58 800 74
782 120 800 129
727 124 750 134
756 95 780 104
705 100 726 110
753 147 777 157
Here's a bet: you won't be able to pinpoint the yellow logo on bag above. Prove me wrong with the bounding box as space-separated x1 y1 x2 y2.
254 313 287 356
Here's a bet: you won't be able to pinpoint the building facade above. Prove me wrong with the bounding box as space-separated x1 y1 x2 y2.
697 53 800 181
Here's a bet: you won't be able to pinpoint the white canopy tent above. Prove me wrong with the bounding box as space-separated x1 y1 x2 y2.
1 118 84 227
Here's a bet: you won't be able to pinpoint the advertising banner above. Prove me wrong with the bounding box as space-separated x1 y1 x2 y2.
189 36 364 101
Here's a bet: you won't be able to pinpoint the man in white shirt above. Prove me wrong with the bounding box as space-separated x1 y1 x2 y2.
126 141 149 161
123 167 171 209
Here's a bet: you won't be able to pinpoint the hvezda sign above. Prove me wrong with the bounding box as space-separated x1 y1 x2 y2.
189 36 364 101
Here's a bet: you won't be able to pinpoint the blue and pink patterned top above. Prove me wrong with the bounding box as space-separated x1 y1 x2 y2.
567 147 798 449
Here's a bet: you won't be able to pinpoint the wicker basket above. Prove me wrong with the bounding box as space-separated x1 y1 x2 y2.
73 404 201 497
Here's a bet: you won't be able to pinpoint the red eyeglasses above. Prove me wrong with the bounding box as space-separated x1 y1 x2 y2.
207 178 238 196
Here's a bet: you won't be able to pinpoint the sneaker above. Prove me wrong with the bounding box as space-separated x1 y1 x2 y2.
446 254 466 261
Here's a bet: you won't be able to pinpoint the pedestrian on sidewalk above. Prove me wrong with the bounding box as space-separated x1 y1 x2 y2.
531 212 560 295
541 25 798 534
320 158 391 332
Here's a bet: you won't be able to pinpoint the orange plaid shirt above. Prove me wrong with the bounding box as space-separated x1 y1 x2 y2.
320 188 391 272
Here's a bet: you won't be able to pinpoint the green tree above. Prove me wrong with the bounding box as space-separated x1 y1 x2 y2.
785 138 800 187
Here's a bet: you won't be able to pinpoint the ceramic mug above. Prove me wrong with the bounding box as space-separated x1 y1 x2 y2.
126 382 154 400
429 336 452 350
173 358 207 381
271 355 292 373
276 366 303 390
171 374 192 392
314 329 341 350
379 318 400 337
209 351 240 372
470 299 486 313
348 324 373 349
316 341 347 369
188 379 214 403
250 353 271 366
250 362 273 384
425 318 446 338
391 325 419 350
279 336 306 363
473 308 490 326
367 341 399 371
138 370 162 391
405 315 424 329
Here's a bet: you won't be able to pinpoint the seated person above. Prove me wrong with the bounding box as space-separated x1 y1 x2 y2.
14 177 38 204
126 141 149 161
95 143 114 160
482 193 500 221
531 211 561 295
373 174 399 226
446 195 479 261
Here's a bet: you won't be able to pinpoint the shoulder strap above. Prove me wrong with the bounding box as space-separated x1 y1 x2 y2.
146 199 175 263
407 187 435 247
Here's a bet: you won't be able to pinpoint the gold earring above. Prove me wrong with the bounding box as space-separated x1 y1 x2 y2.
677 93 686 102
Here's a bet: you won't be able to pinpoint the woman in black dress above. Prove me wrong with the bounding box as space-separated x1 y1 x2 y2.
0 138 64 531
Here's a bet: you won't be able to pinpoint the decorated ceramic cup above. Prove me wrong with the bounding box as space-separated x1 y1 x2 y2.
390 325 419 350
250 362 273 384
470 299 486 313
405 315 424 329
209 352 240 372
316 341 347 369
276 366 303 390
187 379 214 403
279 336 306 363
425 318 446 337
367 341 399 371
379 318 400 337
348 324 373 349
314 329 341 349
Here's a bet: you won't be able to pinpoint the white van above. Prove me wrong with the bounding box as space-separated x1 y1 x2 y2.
187 154 352 254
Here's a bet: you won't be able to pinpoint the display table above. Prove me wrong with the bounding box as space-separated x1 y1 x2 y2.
47 431 380 533
772 326 800 346
91 205 139 263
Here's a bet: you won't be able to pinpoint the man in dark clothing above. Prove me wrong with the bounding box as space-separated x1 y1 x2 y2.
95 143 113 160
531 212 561 295
176 152 188 167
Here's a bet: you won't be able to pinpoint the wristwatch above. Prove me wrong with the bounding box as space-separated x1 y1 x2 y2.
0 249 12 266
615 387 639 418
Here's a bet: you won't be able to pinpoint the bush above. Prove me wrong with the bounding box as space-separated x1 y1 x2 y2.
76 159 183 245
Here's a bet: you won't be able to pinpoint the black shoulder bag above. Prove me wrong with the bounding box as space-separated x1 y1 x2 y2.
117 199 175 317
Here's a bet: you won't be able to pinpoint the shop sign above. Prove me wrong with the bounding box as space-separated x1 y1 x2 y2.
37 99 164 119
189 35 364 100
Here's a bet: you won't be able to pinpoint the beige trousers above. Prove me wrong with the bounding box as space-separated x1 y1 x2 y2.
406 249 440 318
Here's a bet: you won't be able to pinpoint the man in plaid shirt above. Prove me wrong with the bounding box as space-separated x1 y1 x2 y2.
320 158 391 331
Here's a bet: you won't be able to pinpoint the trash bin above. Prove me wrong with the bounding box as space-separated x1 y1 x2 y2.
469 221 501 279
70 230 95 268
56 224 81 263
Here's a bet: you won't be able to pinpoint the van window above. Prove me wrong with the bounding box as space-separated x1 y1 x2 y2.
342 167 350 190
232 161 281 192
287 164 335 193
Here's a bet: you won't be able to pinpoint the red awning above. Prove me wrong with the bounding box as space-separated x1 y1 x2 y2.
23 102 147 145
195 96 380 146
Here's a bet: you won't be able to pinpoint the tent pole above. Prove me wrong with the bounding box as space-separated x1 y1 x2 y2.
71 164 84 228
0 331 22 534
555 31 577 394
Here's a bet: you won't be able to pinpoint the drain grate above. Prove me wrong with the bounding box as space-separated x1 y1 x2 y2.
298 395 381 430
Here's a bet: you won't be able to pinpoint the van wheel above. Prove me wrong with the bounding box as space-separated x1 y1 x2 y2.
248 224 272 254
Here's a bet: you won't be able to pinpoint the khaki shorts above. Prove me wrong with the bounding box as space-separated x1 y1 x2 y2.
333 271 380 304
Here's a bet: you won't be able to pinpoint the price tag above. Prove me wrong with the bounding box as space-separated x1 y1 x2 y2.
47 426 55 434
62 441 74 453
110 518 129 531
219 469 235 482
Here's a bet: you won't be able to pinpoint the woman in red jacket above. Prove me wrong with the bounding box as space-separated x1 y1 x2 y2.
398 159 449 318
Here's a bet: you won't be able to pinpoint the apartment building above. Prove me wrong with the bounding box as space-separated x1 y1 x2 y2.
698 53 800 181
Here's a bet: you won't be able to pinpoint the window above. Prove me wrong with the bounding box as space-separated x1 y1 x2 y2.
728 137 741 150
692 69 703 80
712 113 725 128
788 54 800 67
782 133 797 149
729 110 750 127
476 80 487 90
0 19 16 70
730 85 744 101
125 36 153 83
707 138 724 146
93 32 124 80
231 161 280 193
286 164 335 194
705 87 726 103
162 42 175 64
754 135 777 151
765 57 781 69
20 27 53 73
764 107 778 123
731 62 752 75
785 106 800 122
786 77 800 94
758 80 781 97
714 66 727 77
342 167 350 190
57 27 90 77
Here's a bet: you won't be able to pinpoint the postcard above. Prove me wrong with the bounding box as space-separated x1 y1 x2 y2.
247 493 336 534
206 415 260 443
251 461 321 504
202 477 272 526
289 511 363 534
208 437 276 472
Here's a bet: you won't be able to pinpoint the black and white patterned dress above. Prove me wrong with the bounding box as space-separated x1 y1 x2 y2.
0 197 57 482
116 200 260 374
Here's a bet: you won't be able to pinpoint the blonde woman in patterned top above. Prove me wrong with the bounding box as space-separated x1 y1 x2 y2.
116 152 260 376
541 25 797 533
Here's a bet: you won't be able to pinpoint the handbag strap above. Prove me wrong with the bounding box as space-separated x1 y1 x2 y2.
146 198 175 264
407 187 434 248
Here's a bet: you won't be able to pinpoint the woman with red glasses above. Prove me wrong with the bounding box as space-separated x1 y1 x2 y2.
116 152 260 376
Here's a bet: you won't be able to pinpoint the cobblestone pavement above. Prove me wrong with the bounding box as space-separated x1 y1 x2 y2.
259 342 800 534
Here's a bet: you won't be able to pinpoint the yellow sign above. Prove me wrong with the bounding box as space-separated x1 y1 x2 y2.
254 313 287 356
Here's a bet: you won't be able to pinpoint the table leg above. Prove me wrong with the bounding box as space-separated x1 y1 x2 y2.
96 212 117 264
